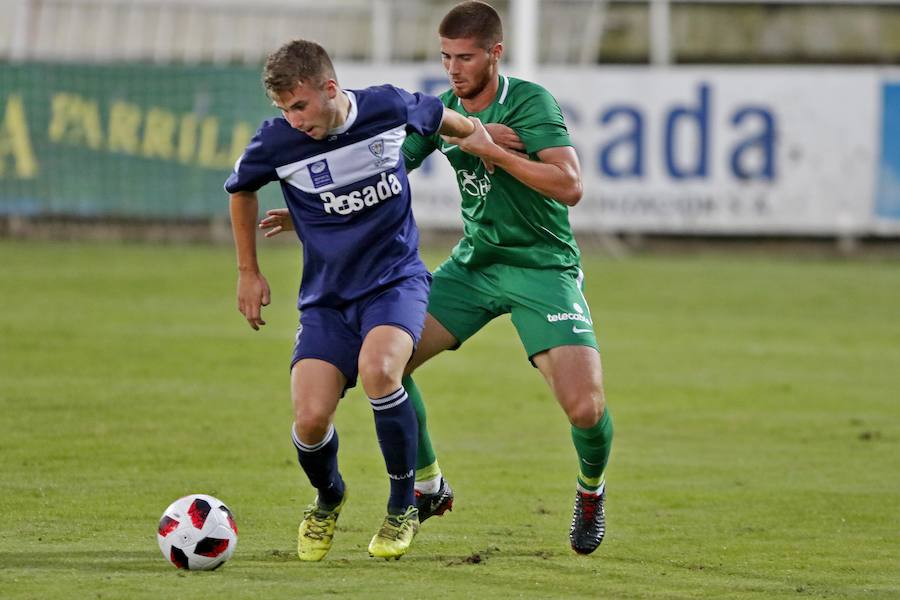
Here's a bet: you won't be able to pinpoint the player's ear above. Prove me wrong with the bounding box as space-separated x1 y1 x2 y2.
490 42 503 63
323 79 338 99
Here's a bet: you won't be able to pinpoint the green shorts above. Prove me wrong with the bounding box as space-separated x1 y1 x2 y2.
427 258 600 361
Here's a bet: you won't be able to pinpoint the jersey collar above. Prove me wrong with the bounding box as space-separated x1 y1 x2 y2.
456 75 510 112
328 90 357 135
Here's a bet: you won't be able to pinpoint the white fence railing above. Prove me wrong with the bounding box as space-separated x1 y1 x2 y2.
4 0 900 67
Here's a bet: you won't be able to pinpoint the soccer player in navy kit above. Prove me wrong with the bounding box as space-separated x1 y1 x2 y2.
225 39 476 561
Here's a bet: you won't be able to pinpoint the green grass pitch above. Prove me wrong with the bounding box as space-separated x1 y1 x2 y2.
0 239 897 599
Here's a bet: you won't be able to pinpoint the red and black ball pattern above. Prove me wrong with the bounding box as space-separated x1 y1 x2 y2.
157 494 238 570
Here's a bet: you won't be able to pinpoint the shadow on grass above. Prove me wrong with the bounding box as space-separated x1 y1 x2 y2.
236 546 587 570
0 550 166 573
0 546 603 578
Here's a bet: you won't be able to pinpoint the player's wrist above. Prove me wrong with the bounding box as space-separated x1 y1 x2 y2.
465 118 477 137
484 143 508 164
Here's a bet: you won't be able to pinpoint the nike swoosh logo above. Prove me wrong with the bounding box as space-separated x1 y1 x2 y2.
440 143 458 154
572 326 592 334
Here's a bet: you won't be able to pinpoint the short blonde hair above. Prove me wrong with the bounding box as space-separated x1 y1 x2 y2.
263 39 336 94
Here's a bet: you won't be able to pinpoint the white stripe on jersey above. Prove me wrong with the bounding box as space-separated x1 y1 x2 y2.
275 124 407 194
498 75 510 104
456 75 508 105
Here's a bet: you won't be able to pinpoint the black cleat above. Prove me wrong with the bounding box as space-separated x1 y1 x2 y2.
415 478 454 522
569 489 606 554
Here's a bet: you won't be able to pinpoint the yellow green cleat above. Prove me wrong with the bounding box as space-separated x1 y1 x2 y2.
297 493 347 562
367 506 419 560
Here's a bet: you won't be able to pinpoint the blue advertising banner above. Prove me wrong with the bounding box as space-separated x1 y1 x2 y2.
876 83 900 220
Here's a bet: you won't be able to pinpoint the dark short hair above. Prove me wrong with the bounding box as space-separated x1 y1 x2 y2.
263 39 336 94
438 1 503 49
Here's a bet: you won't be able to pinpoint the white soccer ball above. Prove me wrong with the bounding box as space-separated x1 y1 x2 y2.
157 494 238 570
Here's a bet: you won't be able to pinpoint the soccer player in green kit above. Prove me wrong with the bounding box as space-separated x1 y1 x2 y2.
403 1 614 555
259 1 614 555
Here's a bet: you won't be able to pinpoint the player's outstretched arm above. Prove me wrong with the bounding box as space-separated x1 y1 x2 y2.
438 106 476 138
443 117 583 206
230 191 271 330
439 108 498 172
259 208 294 238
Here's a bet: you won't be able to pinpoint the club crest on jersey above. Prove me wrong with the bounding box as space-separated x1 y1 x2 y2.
368 139 391 167
457 169 492 198
307 159 334 188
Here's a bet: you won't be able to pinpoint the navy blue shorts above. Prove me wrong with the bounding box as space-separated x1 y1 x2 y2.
290 273 431 391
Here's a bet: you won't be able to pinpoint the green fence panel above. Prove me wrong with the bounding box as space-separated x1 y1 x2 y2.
0 62 284 218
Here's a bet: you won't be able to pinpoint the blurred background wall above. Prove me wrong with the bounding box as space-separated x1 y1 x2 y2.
1 0 899 238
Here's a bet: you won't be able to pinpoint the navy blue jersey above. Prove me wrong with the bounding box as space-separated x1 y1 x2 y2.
225 85 444 309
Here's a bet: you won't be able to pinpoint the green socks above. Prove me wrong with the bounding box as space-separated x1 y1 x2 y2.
571 408 613 492
403 375 440 481
407 373 613 495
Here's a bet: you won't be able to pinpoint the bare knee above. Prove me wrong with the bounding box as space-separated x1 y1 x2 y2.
358 355 400 398
562 391 605 429
293 404 332 444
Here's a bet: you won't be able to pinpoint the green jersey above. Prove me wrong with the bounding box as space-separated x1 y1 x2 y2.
402 75 580 270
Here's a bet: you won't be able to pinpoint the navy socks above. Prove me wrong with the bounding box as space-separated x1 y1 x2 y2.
370 387 418 514
292 423 345 509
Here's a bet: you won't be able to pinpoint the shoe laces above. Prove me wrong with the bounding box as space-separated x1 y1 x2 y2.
302 506 333 540
377 508 417 540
